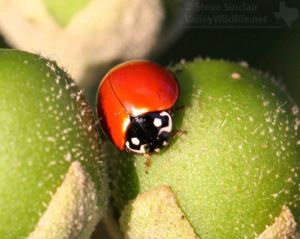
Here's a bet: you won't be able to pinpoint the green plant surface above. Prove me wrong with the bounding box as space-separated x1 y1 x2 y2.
106 59 300 239
43 0 90 26
0 49 106 239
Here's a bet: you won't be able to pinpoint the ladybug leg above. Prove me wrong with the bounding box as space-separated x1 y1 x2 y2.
171 106 188 138
143 153 152 174
172 66 184 74
169 105 188 118
174 105 189 112
171 130 187 137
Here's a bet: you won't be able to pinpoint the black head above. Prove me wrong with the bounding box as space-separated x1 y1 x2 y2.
125 111 173 154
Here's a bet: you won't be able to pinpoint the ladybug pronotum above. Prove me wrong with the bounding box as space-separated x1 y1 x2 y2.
96 60 179 154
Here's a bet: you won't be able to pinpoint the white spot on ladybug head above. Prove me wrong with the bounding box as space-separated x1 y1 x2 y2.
154 148 160 152
131 137 140 146
163 141 168 146
159 111 172 135
153 118 162 127
126 141 148 154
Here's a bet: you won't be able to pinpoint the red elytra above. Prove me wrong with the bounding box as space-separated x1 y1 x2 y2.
96 60 179 151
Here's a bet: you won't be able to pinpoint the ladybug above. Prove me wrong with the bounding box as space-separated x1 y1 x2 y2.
96 60 179 154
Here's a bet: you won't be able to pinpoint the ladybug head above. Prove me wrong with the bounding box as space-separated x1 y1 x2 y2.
125 111 173 154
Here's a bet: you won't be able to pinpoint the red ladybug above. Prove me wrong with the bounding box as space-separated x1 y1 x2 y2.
96 60 179 154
